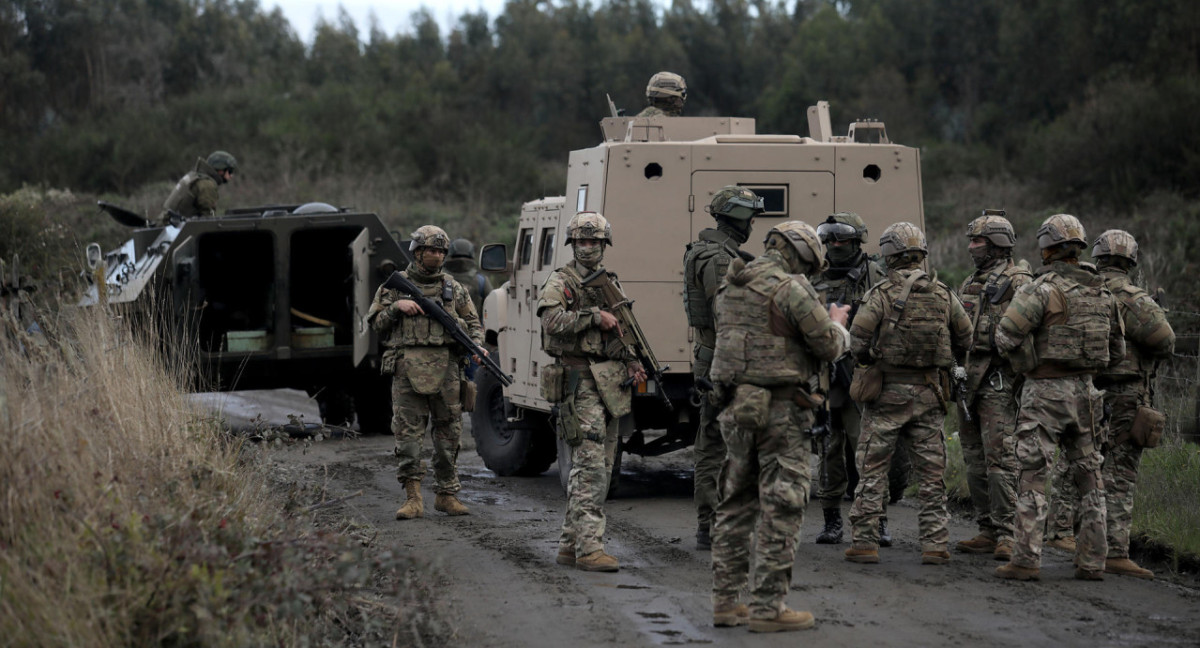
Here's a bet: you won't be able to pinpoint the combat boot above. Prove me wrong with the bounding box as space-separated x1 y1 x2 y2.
434 493 470 516
696 524 712 550
1074 567 1104 581
956 533 997 554
815 507 843 544
878 517 893 547
1105 558 1154 580
1045 535 1076 552
993 539 1014 561
844 546 880 564
994 563 1040 581
712 602 749 628
748 607 815 633
921 550 951 565
555 548 575 566
576 550 619 572
395 479 424 520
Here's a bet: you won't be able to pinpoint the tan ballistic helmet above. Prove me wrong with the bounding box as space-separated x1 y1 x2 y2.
879 222 928 257
646 71 687 103
564 211 613 246
410 225 451 252
1092 229 1139 265
966 209 1016 248
766 221 828 273
1036 214 1087 250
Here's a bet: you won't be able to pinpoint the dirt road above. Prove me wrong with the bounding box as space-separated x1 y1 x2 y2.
198 390 1200 647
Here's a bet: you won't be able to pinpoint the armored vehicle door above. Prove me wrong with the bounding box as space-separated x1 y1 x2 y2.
169 234 201 331
350 227 373 368
691 171 835 257
504 199 562 410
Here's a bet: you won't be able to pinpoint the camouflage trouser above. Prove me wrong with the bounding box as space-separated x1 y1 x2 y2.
693 396 725 531
850 382 949 552
391 363 463 494
958 369 1021 543
1046 449 1079 540
559 375 620 557
711 396 814 618
816 400 863 508
1011 376 1107 571
1102 381 1145 559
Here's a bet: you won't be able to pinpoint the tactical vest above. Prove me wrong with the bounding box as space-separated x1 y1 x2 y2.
874 273 955 369
1102 272 1157 378
162 171 206 217
682 230 742 332
959 260 1031 357
393 272 457 347
1031 271 1113 370
812 256 883 320
710 260 814 387
541 264 609 358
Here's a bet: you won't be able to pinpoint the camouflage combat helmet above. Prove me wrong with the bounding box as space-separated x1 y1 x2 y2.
765 221 828 273
449 238 475 259
564 212 613 246
817 211 868 243
646 71 687 103
1092 229 1138 265
966 209 1016 247
707 186 764 222
1036 214 1087 250
879 222 928 257
206 150 238 173
409 225 451 252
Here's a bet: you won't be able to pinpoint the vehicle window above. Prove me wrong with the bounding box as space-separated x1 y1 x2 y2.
742 185 788 217
518 228 533 268
538 228 556 269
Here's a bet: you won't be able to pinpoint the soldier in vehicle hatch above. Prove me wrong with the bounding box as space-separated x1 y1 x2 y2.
637 71 687 117
682 186 760 550
367 225 482 521
159 151 237 225
993 214 1125 582
539 212 646 573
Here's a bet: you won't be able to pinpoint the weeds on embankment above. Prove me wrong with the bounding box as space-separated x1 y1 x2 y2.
0 300 451 646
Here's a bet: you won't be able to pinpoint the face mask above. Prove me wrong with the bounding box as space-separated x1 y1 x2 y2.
826 243 860 267
416 249 444 273
969 245 993 269
574 243 603 267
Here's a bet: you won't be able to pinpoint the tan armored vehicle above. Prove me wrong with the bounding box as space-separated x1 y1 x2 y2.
473 101 925 485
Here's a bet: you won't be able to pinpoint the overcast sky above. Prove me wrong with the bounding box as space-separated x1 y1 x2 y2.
270 1 513 41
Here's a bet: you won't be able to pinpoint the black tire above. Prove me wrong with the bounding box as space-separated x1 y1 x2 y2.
316 387 355 427
556 423 624 499
353 375 393 435
888 439 912 504
471 369 556 476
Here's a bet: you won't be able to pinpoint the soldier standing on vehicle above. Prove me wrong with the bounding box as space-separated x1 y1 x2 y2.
159 151 237 225
709 221 850 632
954 211 1033 561
844 223 972 566
993 214 1125 581
682 186 761 550
637 71 687 117
367 225 482 520
810 212 888 546
1090 230 1174 579
539 212 646 573
445 238 494 380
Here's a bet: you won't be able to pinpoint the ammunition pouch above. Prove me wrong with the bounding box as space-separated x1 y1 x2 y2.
849 363 883 403
460 378 477 413
555 369 585 447
591 359 632 418
1129 405 1165 449
381 347 400 376
540 364 566 402
730 384 772 430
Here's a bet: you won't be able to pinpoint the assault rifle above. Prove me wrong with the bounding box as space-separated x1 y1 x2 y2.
383 271 513 386
579 267 673 411
951 362 971 422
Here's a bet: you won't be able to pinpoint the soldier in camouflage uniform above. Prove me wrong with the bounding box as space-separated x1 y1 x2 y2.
954 211 1033 561
539 212 646 573
159 151 237 224
445 238 494 380
844 223 972 566
682 186 761 550
1044 452 1080 551
1090 230 1175 579
637 71 687 117
367 225 483 520
710 221 850 632
810 212 888 546
993 214 1125 581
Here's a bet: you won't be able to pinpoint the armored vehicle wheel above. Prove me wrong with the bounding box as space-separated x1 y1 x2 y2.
556 436 622 499
471 369 556 476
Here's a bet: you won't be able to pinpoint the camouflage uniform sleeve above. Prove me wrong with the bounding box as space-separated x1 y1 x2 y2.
1125 291 1175 359
537 271 601 335
454 281 484 345
192 176 219 217
995 281 1047 355
367 284 401 333
1106 295 1127 368
778 276 847 362
947 288 973 360
849 286 885 362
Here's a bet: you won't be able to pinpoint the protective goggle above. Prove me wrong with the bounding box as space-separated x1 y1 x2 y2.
717 199 764 221
816 221 861 243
